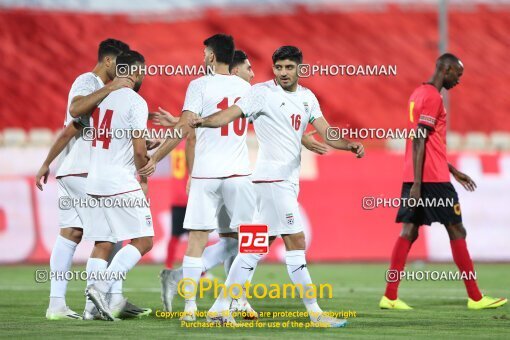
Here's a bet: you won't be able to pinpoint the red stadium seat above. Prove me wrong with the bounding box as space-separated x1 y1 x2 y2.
1 5 509 133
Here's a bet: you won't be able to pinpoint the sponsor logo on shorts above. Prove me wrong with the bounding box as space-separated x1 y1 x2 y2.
286 213 294 225
238 225 269 254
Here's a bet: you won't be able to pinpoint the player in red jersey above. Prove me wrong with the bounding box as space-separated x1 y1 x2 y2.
380 53 507 310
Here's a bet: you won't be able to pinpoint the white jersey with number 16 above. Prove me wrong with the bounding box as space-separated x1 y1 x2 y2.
236 79 324 184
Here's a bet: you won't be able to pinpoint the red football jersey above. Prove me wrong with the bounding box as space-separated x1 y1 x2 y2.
170 140 188 206
403 84 450 183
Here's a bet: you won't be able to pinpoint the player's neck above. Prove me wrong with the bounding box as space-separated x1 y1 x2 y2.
278 81 298 93
212 63 230 76
427 74 444 92
92 63 110 84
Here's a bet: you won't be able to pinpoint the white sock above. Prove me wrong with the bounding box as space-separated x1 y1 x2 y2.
285 250 322 318
95 244 142 293
182 255 203 309
85 258 108 312
201 238 227 272
49 235 78 310
210 253 262 312
110 278 123 294
108 279 124 306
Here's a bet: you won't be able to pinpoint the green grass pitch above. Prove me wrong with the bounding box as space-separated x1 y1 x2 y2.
1 263 509 339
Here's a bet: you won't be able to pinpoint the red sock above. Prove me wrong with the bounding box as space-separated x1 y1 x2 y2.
450 239 482 301
384 236 412 300
165 236 180 269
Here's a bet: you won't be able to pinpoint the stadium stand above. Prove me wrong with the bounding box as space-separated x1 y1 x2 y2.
1 4 509 137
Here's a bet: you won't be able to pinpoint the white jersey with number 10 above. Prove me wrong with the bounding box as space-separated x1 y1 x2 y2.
183 74 251 178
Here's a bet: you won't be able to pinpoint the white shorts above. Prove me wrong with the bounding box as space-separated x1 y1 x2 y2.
84 189 154 242
184 176 255 232
253 181 303 237
57 176 88 229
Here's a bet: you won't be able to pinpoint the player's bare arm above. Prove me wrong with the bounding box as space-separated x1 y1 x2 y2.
145 139 161 151
150 106 179 127
138 110 195 176
411 125 429 200
139 175 149 197
69 76 135 118
190 105 243 128
133 135 150 173
35 122 82 191
301 130 328 155
448 163 477 191
312 116 364 158
185 128 196 194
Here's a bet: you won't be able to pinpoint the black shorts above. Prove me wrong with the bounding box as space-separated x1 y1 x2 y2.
171 205 188 237
395 182 462 226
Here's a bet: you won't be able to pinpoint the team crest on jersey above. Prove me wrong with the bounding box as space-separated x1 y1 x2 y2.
303 102 309 115
145 215 152 227
286 213 294 225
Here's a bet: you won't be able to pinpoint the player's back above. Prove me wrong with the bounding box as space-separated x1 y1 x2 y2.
56 72 104 177
184 74 251 178
86 88 149 195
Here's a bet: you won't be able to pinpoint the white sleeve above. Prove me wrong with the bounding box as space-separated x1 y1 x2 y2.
129 97 149 130
70 74 98 99
182 78 205 115
236 85 265 118
308 92 323 123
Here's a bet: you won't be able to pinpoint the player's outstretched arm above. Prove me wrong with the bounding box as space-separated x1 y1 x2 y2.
312 117 364 158
138 111 195 177
35 122 81 191
302 130 328 155
184 128 196 195
448 163 477 191
69 76 134 118
150 107 179 127
190 105 243 128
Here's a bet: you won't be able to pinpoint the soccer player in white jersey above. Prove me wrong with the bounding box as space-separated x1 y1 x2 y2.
84 51 154 321
35 39 133 320
191 46 365 327
158 49 260 317
138 34 255 321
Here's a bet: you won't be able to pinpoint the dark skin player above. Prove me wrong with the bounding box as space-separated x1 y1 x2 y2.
405 56 475 243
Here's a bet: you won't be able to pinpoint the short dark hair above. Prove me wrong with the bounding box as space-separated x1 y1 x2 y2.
229 50 248 72
272 45 303 65
116 50 145 68
203 34 235 65
436 53 462 69
98 38 130 61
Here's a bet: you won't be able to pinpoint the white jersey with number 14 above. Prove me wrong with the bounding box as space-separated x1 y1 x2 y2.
86 88 148 196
